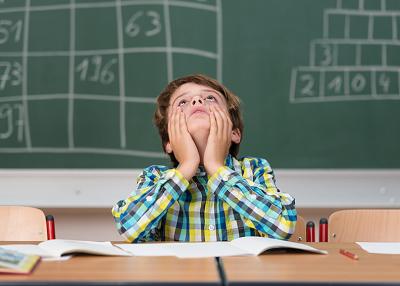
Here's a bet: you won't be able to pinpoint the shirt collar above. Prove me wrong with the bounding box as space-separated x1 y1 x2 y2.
224 153 235 168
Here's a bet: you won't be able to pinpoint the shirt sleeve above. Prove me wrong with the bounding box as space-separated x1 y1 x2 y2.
207 157 297 240
111 165 189 242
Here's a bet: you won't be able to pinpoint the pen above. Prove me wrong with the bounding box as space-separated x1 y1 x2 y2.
339 249 359 260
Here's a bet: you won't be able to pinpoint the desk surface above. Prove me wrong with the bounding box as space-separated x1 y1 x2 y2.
0 255 220 285
221 242 400 285
1 242 399 285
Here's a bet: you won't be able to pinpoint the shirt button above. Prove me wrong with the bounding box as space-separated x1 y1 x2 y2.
209 224 215 231
146 196 152 202
222 175 229 181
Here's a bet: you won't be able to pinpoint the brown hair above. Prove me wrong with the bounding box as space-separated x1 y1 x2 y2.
154 74 244 166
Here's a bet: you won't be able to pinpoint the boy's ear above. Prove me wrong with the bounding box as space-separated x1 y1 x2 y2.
231 128 241 144
165 142 173 154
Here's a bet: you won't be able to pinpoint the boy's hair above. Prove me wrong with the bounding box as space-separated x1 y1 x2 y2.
154 74 244 166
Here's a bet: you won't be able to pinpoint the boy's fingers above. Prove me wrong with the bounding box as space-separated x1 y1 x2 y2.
183 110 190 133
223 109 233 140
171 108 179 141
176 108 182 136
224 109 233 129
168 109 173 135
215 106 231 143
219 106 233 133
177 110 185 136
213 106 226 138
168 110 174 147
168 106 177 126
178 108 188 137
209 106 217 136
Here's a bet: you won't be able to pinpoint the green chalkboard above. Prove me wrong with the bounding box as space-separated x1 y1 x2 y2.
0 0 399 168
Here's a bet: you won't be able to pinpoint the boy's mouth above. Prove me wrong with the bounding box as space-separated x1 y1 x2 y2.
190 107 208 116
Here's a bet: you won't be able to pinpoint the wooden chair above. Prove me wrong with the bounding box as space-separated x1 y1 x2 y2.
0 206 51 241
328 209 400 242
289 215 306 242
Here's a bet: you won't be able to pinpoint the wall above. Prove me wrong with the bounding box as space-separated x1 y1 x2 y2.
2 169 399 208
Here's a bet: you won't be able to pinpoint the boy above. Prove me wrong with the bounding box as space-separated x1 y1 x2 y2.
112 74 296 242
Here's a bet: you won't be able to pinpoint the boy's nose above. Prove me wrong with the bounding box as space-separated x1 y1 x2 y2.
191 98 203 105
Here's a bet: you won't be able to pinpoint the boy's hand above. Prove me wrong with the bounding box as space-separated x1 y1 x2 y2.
168 107 200 180
204 105 232 175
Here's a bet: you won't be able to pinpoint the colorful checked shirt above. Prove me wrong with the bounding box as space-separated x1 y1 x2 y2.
112 154 297 242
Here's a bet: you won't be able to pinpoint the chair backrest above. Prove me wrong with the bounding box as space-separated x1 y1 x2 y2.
329 209 400 242
289 215 306 242
0 206 48 241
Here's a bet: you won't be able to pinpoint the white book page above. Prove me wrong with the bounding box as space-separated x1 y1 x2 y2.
116 243 180 256
356 242 400 254
39 239 131 257
173 242 246 258
116 241 246 258
230 237 328 255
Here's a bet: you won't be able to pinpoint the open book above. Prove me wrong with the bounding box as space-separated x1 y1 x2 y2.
0 247 40 274
116 236 328 258
1 239 130 260
1 237 327 260
356 242 400 254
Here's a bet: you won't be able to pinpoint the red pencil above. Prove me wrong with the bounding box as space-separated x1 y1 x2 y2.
339 249 359 260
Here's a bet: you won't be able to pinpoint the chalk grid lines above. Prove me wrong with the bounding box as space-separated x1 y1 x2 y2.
290 0 400 103
0 0 222 157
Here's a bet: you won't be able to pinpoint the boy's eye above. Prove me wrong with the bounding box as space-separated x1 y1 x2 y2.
177 99 187 107
205 95 216 101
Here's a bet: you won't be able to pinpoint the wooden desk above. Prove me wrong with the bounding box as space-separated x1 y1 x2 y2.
2 242 400 285
0 256 220 285
220 243 400 285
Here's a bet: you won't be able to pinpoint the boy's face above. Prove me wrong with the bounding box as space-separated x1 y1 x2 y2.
168 82 228 134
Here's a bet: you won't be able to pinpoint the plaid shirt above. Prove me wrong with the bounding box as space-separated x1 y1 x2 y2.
112 155 297 242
